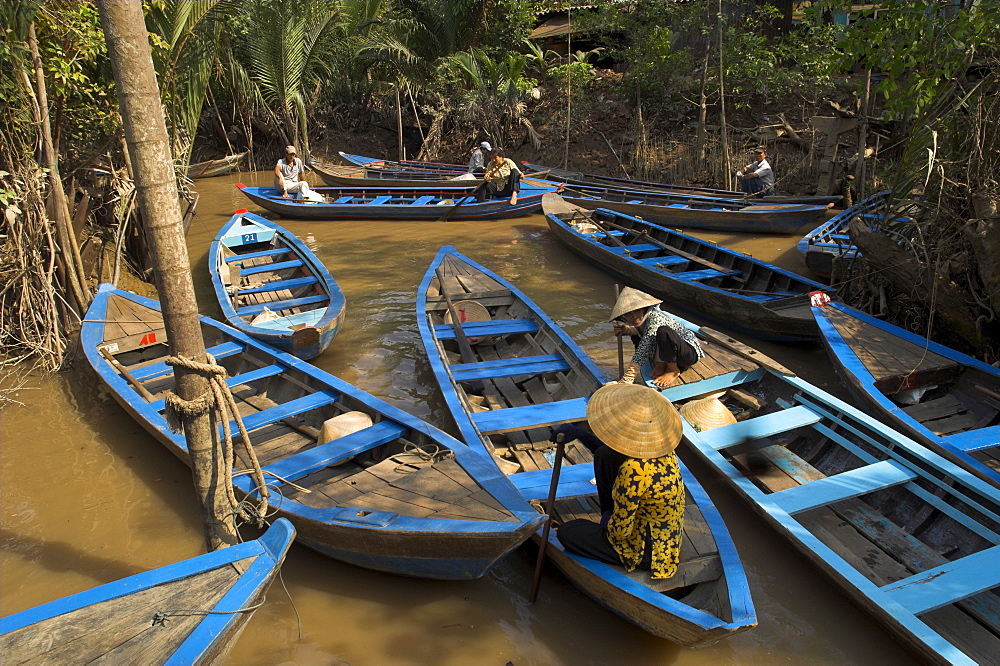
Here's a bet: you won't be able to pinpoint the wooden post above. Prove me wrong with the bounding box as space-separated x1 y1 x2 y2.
717 0 731 191
529 432 566 603
97 0 238 551
614 284 624 377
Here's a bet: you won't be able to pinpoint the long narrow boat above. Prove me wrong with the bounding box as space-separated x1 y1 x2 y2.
82 285 545 580
209 210 345 360
651 320 1000 665
555 182 830 234
520 160 843 206
543 194 834 342
796 191 894 279
235 183 556 220
338 151 467 172
415 246 757 646
1 519 295 664
187 151 248 179
310 159 482 187
812 299 1000 487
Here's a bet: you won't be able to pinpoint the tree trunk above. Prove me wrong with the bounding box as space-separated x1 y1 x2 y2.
96 0 239 552
717 0 732 190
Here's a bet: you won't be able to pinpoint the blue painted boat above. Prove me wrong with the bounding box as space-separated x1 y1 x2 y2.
0 519 295 664
415 246 757 646
209 210 345 360
543 194 835 342
652 318 1000 665
337 151 467 173
82 285 545 580
795 191 897 279
812 299 1000 488
235 183 557 220
551 182 830 234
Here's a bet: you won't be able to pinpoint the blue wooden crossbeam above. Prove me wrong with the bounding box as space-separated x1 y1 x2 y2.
240 259 304 277
472 397 589 434
237 276 318 295
413 195 435 205
881 545 1000 614
263 420 407 483
671 268 740 281
606 244 661 255
129 342 243 382
510 461 596 501
334 196 353 203
368 195 392 205
634 255 688 268
434 318 539 340
226 248 290 263
237 294 329 317
451 354 570 382
147 364 284 411
699 405 821 450
228 389 338 434
769 459 917 515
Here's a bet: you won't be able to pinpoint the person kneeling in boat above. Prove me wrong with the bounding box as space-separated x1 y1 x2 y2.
477 149 522 205
274 145 320 200
609 287 703 388
555 383 685 580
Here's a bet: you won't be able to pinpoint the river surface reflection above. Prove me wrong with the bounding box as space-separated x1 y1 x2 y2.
0 172 915 664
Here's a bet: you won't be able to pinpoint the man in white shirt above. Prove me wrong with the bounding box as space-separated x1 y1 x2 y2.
274 145 314 198
467 140 491 176
736 145 774 197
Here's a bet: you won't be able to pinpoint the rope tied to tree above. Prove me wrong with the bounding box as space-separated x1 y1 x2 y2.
162 353 270 526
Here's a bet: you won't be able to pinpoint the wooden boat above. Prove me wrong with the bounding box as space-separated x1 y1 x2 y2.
543 194 834 342
209 211 345 360
187 151 248 179
81 285 546 580
796 191 894 279
657 320 1000 665
415 246 757 646
520 160 843 206
555 182 830 234
310 159 483 187
812 299 1000 487
235 183 557 220
338 151 467 173
1 518 295 664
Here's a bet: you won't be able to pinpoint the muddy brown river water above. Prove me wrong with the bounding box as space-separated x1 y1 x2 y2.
1 171 916 664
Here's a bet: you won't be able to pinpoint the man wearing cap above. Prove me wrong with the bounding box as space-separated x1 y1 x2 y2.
467 140 491 176
477 149 522 205
274 145 313 198
736 145 774 197
609 287 703 388
555 384 685 580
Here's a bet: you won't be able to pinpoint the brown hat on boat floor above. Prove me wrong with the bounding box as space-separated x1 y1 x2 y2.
586 383 682 458
679 393 737 432
609 287 662 321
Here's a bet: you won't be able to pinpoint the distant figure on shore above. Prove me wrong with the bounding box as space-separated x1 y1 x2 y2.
477 149 521 205
467 141 491 177
736 145 774 197
274 145 319 200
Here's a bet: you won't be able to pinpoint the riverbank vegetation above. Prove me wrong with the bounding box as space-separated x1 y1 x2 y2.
2 0 998 384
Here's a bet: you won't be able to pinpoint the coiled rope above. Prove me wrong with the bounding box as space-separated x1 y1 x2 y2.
162 353 270 525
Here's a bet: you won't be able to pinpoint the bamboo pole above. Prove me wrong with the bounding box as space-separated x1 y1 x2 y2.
563 4 572 171
717 0 731 191
97 0 238 551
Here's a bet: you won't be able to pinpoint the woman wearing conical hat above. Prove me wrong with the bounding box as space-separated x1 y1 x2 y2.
609 287 704 388
556 384 686 579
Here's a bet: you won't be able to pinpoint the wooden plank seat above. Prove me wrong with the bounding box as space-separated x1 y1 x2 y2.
226 248 291 263
237 276 318 295
634 255 688 268
472 397 589 434
146 364 285 411
262 420 408 484
511 461 595 501
880 545 1000 614
698 405 822 451
237 294 329 317
434 318 539 340
334 196 353 203
368 195 392 205
413 195 435 205
769 459 918 515
606 243 662 255
670 268 741 281
227 389 339 434
240 259 304 277
451 354 571 383
129 342 244 382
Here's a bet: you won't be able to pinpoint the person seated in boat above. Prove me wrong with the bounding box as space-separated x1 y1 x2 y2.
555 383 685 580
736 145 774 198
477 149 522 205
274 145 318 199
467 140 491 177
609 287 703 388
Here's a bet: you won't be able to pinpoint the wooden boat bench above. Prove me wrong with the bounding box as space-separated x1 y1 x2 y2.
434 318 539 340
240 258 304 277
334 195 353 203
511 461 596 501
128 341 244 382
473 397 589 434
368 195 393 205
224 389 339 435
606 243 662 255
225 248 292 264
697 405 822 453
671 268 741 282
237 276 319 295
634 256 688 269
451 354 571 383
412 195 435 205
237 294 329 317
146 363 286 411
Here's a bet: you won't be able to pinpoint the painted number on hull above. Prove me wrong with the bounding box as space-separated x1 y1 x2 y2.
242 233 258 244
140 333 157 346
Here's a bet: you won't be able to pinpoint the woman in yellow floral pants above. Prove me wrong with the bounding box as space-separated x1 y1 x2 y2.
555 383 685 580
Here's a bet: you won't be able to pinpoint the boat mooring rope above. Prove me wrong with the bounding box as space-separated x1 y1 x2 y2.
392 442 454 474
162 353 270 525
150 600 266 627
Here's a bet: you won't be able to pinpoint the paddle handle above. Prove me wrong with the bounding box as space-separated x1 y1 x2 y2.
100 346 156 402
434 267 476 364
436 181 485 222
614 284 624 378
529 433 566 604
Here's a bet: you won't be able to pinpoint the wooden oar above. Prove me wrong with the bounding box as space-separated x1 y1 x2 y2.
436 182 486 222
614 284 624 378
100 347 156 401
434 266 477 365
529 431 566 603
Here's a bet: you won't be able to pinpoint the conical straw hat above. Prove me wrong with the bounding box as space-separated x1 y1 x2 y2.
679 396 737 432
586 383 682 458
609 287 662 321
444 300 491 344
